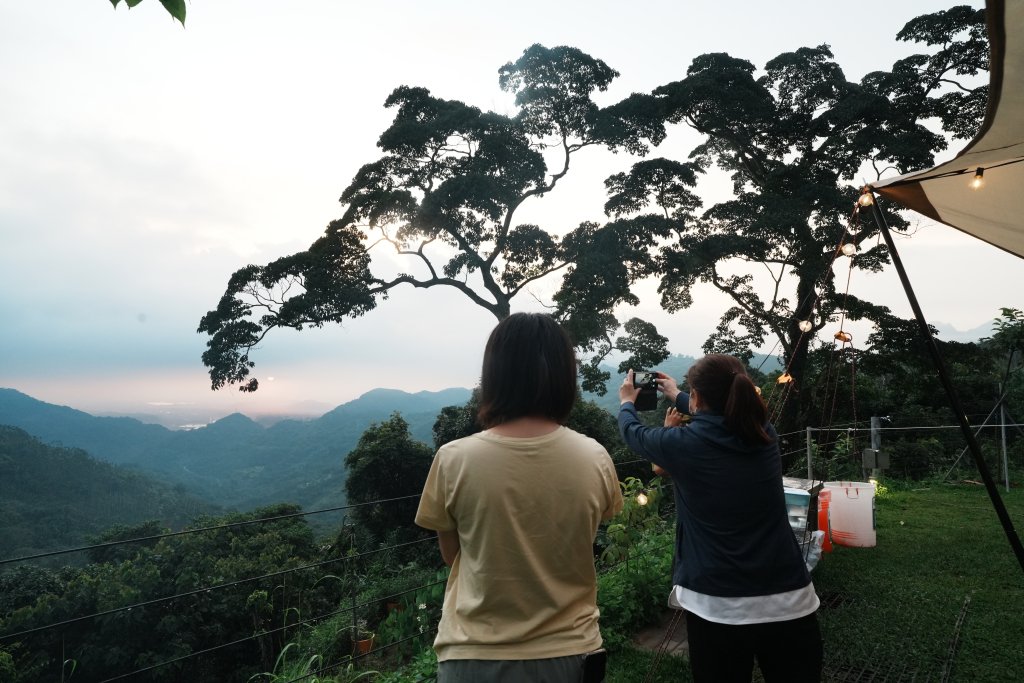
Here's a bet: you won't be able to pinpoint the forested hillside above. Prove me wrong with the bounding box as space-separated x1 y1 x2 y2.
0 387 472 513
0 426 216 564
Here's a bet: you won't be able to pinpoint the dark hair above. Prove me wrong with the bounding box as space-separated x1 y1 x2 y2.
686 354 773 445
477 313 577 428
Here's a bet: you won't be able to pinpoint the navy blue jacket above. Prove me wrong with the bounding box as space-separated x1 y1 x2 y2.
618 398 810 598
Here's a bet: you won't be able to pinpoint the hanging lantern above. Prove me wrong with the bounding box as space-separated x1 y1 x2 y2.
834 330 853 343
777 372 794 384
841 243 857 256
798 320 813 333
857 188 874 206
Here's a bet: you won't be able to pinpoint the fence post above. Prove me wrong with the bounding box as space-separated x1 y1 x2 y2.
870 416 881 481
806 426 813 480
1001 383 1010 493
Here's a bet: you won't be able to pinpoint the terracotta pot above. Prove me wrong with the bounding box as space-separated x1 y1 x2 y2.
353 634 375 655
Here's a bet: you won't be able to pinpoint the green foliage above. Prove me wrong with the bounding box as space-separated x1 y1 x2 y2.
597 526 674 651
109 0 185 25
601 477 665 568
343 414 434 560
0 650 15 680
85 520 168 565
376 569 447 660
375 647 437 683
431 390 481 449
0 426 213 565
0 504 334 682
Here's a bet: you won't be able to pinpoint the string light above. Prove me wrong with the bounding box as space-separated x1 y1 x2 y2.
971 167 985 190
841 243 857 256
834 330 853 343
857 188 874 207
636 492 649 506
798 320 813 332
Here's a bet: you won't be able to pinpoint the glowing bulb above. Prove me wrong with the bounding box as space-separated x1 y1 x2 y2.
834 330 853 343
841 243 857 256
777 373 793 384
798 320 813 333
857 189 874 207
970 167 984 189
636 492 649 506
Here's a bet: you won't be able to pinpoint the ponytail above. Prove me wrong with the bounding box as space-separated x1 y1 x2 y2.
724 372 772 445
687 354 773 445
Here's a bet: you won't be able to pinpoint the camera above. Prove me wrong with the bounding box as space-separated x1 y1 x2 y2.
632 371 658 411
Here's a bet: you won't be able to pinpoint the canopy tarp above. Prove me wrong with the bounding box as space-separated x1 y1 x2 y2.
872 0 1024 259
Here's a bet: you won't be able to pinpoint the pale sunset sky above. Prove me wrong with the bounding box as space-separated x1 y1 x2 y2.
2 0 1018 427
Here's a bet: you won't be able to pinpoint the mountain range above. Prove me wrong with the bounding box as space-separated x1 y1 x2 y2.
0 386 472 516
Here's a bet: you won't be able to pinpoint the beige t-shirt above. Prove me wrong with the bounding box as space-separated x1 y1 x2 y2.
415 426 623 661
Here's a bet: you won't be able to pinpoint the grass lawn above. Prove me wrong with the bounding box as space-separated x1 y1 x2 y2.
606 480 1024 682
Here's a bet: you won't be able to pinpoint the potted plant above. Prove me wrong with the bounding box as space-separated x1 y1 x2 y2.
351 619 375 655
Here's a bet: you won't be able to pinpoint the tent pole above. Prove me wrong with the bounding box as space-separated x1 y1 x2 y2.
868 195 1024 574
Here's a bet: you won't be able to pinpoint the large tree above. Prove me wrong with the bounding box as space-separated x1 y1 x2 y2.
580 6 988 430
199 44 668 394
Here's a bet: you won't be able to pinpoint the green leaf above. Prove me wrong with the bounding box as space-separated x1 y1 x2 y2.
125 0 144 7
110 0 122 8
159 0 186 24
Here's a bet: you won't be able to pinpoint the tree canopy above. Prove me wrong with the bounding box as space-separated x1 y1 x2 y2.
580 5 988 429
198 44 669 394
199 7 989 423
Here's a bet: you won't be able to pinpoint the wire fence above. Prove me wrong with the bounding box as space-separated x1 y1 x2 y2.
2 416 1019 681
0 456 678 682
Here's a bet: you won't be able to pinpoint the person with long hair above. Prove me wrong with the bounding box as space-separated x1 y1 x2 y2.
618 354 823 682
417 312 623 682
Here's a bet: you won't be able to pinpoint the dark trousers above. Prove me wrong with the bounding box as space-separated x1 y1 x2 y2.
685 611 823 683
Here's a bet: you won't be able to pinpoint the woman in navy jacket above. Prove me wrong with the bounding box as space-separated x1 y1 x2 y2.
618 354 823 682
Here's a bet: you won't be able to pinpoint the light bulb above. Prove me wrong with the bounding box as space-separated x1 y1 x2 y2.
834 330 853 343
777 373 793 384
636 492 649 506
798 320 813 332
857 190 874 207
841 243 857 256
971 167 984 189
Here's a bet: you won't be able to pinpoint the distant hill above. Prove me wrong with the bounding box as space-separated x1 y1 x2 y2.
0 387 472 514
0 425 217 564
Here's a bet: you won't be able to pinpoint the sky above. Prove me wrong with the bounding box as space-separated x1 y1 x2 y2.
1 0 1018 427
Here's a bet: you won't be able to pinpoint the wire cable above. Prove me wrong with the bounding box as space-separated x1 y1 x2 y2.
99 577 450 682
0 494 422 567
0 536 434 642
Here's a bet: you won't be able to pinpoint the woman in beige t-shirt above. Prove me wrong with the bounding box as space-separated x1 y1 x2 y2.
416 312 623 683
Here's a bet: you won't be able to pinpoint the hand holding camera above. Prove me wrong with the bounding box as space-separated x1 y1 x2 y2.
632 370 659 411
620 369 677 412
